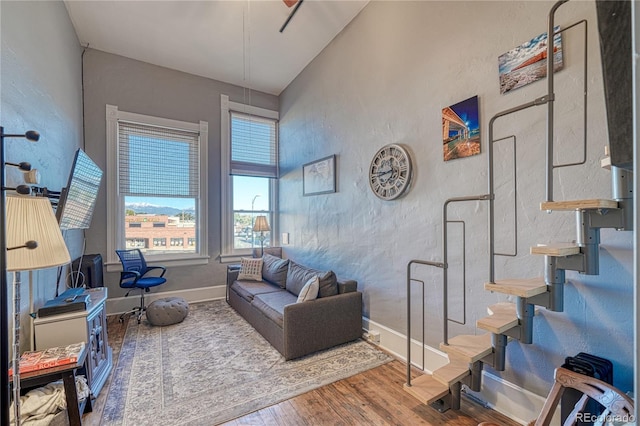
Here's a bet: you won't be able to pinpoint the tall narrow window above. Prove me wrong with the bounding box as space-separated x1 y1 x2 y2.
221 95 278 260
106 105 208 268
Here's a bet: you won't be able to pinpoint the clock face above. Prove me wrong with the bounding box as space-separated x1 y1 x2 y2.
369 144 412 200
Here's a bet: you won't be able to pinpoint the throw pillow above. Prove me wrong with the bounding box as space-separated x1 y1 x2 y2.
296 276 319 303
286 260 338 298
237 257 263 281
262 254 289 288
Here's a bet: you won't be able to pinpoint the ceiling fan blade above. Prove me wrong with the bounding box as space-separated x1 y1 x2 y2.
280 0 303 32
283 0 297 7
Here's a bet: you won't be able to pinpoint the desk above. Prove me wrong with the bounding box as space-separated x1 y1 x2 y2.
11 346 89 426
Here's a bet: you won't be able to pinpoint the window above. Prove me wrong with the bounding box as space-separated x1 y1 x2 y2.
106 105 208 269
126 238 147 249
220 95 278 261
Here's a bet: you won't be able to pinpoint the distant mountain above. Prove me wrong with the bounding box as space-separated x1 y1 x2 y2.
125 202 195 217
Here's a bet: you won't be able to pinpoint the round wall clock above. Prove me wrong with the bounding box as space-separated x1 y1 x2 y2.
368 143 413 200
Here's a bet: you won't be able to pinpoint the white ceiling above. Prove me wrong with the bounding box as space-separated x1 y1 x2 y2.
64 0 369 96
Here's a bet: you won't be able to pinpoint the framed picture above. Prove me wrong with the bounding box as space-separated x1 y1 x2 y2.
442 95 480 162
303 155 336 196
498 26 564 94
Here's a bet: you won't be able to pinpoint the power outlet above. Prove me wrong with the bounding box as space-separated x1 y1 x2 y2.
367 330 380 344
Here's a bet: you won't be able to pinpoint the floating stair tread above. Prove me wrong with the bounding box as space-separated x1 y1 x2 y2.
477 302 518 334
439 333 492 363
485 278 547 298
403 374 450 405
540 199 618 211
433 357 470 386
531 243 580 256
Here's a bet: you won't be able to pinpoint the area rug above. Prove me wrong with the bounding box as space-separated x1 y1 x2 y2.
101 300 392 425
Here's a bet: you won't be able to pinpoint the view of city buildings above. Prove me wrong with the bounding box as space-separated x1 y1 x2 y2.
125 214 196 253
124 212 271 253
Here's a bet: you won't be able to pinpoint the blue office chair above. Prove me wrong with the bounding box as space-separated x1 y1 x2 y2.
116 249 167 323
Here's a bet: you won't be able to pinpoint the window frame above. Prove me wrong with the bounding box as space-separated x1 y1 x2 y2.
106 104 209 270
220 95 279 263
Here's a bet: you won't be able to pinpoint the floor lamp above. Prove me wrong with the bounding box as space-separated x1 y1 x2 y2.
1 127 40 426
252 215 270 257
7 195 70 425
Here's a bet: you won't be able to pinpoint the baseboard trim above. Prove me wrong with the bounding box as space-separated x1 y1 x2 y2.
363 317 558 425
106 285 225 315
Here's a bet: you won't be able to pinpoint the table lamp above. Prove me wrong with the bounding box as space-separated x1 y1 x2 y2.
252 215 270 257
6 195 70 425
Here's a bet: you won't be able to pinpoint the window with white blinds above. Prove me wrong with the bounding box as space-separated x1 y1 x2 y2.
230 112 278 178
118 121 199 197
220 95 279 261
106 105 209 268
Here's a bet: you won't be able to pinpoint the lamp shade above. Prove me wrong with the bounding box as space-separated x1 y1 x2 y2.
253 215 270 233
6 195 70 271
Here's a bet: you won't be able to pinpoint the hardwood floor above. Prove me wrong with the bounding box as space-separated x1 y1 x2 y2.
82 315 520 426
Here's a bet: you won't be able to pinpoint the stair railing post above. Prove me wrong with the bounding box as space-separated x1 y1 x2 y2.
406 259 446 388
406 262 412 387
545 0 569 202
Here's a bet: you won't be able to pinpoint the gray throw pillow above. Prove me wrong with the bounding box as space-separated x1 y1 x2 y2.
285 260 337 298
262 254 289 288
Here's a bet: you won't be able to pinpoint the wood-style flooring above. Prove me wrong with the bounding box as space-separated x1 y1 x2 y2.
82 315 520 426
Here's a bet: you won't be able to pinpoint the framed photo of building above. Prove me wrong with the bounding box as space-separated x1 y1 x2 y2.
303 155 336 196
442 95 480 162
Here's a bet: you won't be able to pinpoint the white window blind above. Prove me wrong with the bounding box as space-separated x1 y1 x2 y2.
118 121 199 197
230 112 278 178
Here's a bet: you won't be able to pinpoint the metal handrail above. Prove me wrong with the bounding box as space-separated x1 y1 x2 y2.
446 220 466 326
406 260 445 387
492 135 518 258
546 1 589 201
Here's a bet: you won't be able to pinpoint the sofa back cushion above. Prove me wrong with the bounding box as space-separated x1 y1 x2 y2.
262 254 289 288
286 260 337 298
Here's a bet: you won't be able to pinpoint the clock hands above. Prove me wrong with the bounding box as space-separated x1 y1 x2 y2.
375 169 394 177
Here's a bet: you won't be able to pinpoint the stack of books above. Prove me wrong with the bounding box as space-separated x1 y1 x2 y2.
8 342 85 376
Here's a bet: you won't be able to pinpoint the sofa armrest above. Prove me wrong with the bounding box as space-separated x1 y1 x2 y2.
226 265 240 288
337 279 357 294
282 292 363 360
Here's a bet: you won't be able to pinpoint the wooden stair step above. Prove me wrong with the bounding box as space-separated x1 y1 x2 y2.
485 278 547 298
432 356 470 386
439 333 492 363
530 243 580 256
540 199 618 211
403 374 450 405
477 302 518 334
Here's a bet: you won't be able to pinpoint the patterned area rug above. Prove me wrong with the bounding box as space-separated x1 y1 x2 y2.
101 300 392 425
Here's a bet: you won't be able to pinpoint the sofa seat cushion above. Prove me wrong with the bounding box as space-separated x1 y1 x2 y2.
252 291 298 328
286 260 338 298
262 254 289 288
231 280 283 303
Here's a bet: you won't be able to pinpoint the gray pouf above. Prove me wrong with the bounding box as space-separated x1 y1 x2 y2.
146 297 189 326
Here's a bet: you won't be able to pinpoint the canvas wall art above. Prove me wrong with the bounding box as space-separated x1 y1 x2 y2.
442 95 480 162
498 26 564 94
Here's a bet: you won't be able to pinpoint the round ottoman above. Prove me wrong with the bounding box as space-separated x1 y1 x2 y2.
146 297 189 326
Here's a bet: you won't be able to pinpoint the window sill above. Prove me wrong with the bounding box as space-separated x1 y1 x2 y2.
219 252 253 264
106 254 210 272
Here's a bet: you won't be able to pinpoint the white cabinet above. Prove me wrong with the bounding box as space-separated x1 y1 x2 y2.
34 287 113 398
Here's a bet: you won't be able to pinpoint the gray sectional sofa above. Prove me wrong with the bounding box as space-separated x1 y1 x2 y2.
227 253 363 360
